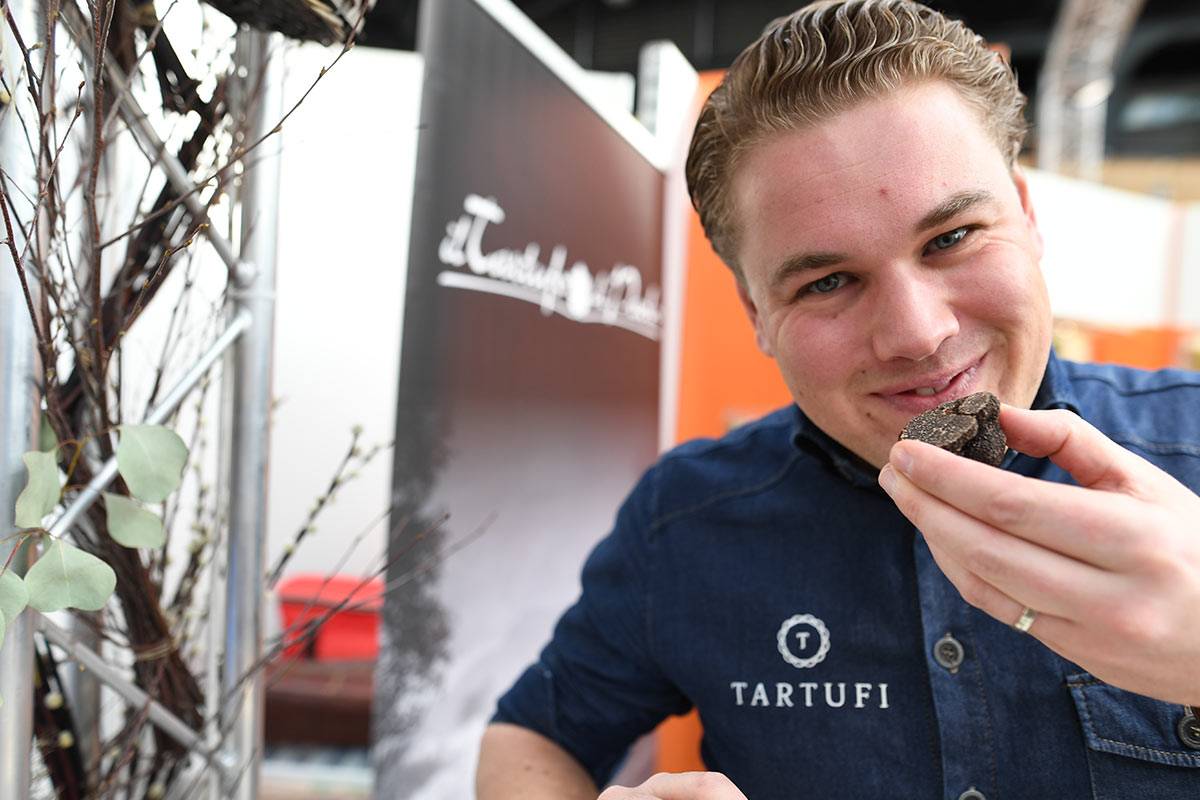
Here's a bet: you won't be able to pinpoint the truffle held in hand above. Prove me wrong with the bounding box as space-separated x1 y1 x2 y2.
899 391 1007 467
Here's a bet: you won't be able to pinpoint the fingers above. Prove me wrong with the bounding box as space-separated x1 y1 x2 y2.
880 405 1200 705
598 772 748 800
922 527 1079 645
881 439 1141 569
882 462 1105 621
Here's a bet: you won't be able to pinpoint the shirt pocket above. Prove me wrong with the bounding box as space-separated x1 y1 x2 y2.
1067 672 1200 795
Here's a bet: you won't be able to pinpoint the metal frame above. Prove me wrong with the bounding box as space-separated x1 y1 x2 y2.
218 28 284 800
1037 0 1147 181
1 1 47 794
0 3 281 795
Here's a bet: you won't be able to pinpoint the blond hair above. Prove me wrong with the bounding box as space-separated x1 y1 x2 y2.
686 0 1026 280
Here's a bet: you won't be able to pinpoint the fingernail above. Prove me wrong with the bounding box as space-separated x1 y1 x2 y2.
892 446 913 476
878 464 897 495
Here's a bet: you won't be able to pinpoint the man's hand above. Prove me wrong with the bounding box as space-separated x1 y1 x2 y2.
878 405 1200 705
598 772 748 800
476 724 748 800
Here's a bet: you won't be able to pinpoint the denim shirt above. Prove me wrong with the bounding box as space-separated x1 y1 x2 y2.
494 353 1200 799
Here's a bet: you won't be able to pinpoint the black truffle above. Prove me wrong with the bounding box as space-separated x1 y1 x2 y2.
899 391 1007 466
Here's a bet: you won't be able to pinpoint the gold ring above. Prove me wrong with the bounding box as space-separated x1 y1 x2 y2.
1012 606 1038 633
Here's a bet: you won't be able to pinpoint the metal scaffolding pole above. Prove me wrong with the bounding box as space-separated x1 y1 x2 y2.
36 614 233 781
0 163 38 800
1 0 43 794
218 28 283 800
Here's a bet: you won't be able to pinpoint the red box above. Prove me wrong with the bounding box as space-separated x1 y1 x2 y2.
277 573 384 661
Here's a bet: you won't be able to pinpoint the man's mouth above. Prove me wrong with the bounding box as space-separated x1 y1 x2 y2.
910 378 955 397
872 357 986 408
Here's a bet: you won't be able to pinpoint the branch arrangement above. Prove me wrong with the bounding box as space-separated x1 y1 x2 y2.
0 1 377 796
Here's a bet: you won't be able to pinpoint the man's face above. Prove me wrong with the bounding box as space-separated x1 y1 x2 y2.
731 81 1052 469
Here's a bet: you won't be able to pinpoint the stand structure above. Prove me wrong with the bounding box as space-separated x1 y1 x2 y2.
0 3 282 795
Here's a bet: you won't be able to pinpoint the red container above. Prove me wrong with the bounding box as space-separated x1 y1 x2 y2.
277 573 384 661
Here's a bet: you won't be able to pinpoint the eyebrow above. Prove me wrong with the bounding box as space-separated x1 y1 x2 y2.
915 189 996 233
768 251 848 293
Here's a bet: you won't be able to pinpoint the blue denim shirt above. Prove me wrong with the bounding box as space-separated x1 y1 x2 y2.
494 353 1200 799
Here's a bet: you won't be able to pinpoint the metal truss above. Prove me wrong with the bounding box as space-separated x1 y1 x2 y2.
0 2 282 796
1037 0 1148 180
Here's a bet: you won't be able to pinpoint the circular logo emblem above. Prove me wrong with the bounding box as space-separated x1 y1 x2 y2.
776 614 830 669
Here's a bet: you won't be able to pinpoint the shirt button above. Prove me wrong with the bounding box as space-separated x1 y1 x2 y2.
956 789 987 800
1178 709 1200 750
933 633 965 672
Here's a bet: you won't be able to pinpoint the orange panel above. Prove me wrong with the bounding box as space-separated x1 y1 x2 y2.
654 69 793 776
654 710 706 773
674 70 792 446
1089 327 1185 370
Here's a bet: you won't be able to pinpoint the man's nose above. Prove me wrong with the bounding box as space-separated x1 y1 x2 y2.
869 268 959 362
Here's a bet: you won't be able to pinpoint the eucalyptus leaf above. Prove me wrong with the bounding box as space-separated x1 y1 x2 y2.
14 451 61 528
39 415 59 453
116 424 188 503
0 569 28 626
103 492 165 549
25 539 117 612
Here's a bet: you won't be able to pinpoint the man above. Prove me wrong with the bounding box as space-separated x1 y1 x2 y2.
477 1 1200 797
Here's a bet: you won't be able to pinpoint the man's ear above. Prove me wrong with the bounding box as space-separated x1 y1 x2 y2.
1011 163 1044 260
735 278 774 358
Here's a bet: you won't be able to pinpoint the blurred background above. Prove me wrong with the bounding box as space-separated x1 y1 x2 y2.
363 0 1200 193
4 1 1197 799
264 1 1200 798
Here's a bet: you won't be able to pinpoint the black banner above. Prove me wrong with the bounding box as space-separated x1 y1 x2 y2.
373 0 666 794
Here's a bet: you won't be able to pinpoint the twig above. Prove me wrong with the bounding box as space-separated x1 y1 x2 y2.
0 172 55 363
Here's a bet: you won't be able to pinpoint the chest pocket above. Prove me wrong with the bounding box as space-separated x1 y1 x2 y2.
1068 673 1200 795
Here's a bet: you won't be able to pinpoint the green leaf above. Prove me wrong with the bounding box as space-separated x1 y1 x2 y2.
0 568 28 626
116 424 188 503
103 492 165 549
39 415 59 453
14 451 61 528
25 539 116 612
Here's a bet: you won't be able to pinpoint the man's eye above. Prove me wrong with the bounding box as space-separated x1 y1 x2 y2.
805 273 847 295
929 226 969 251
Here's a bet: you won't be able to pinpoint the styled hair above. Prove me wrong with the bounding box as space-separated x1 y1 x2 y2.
686 0 1027 280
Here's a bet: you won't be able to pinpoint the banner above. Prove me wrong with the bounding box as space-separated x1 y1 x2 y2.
373 0 671 795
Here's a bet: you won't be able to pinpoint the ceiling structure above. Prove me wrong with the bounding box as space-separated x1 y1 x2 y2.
358 0 1200 154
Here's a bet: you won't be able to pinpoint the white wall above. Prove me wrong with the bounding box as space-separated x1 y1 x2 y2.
1026 168 1195 329
266 45 422 624
1179 204 1200 328
264 48 652 628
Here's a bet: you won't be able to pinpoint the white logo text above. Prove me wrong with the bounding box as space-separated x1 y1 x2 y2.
436 194 662 340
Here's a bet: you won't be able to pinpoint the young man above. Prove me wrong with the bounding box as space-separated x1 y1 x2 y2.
477 2 1200 797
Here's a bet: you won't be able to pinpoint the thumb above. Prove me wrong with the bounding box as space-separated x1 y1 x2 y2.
999 405 1135 492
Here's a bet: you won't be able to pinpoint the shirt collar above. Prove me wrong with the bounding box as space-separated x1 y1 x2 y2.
787 406 882 488
1031 348 1082 415
787 347 1080 486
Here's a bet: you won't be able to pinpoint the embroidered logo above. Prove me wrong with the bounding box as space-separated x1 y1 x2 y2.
776 613 830 669
728 613 889 709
